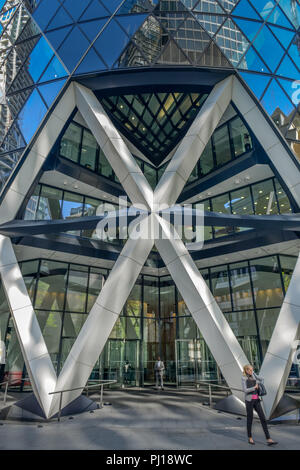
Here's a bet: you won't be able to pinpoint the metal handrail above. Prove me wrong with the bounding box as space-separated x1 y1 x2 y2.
0 378 31 406
195 380 244 408
49 380 117 422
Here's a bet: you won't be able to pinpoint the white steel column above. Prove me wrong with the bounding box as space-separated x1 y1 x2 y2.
154 76 233 208
49 216 154 417
0 235 57 417
155 216 247 402
260 253 300 418
74 83 154 211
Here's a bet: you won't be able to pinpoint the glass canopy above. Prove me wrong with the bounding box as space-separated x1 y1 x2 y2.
99 91 208 165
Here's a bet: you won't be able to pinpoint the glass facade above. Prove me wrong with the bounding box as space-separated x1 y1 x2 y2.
22 175 293 245
195 176 292 240
51 106 254 189
1 254 298 389
0 0 298 192
100 91 208 164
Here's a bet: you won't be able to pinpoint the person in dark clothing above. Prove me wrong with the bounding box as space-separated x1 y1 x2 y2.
241 364 277 446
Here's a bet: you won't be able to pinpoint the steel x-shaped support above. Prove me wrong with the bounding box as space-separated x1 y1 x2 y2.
1 76 300 419
50 76 250 417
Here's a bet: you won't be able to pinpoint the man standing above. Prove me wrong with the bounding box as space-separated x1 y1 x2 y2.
154 356 165 390
123 359 131 386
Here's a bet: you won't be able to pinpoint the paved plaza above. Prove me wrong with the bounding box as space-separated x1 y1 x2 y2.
0 389 299 450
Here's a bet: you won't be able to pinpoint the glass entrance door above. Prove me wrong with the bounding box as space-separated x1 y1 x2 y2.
98 339 140 387
176 339 196 385
176 339 220 386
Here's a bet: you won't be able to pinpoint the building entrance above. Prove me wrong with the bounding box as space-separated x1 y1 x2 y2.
175 339 220 386
92 339 140 387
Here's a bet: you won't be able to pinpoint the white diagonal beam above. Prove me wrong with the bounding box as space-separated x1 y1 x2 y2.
0 83 75 224
154 76 233 209
260 252 300 419
48 215 154 417
74 83 154 211
155 215 248 402
0 235 57 418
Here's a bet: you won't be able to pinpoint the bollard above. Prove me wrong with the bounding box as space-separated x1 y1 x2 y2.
57 391 63 422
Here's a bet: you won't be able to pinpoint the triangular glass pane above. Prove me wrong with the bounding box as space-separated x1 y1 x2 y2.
0 122 26 153
100 0 124 13
249 0 276 20
232 0 261 20
239 71 271 99
46 6 73 31
17 89 47 143
193 0 224 13
117 0 153 14
156 38 190 64
216 0 238 12
38 79 66 107
57 26 90 72
261 79 295 118
233 18 262 41
4 5 29 44
93 19 131 67
215 19 249 67
33 0 61 31
276 54 299 81
39 55 68 82
253 25 285 72
80 0 110 21
28 36 54 82
153 12 187 36
288 42 299 69
278 78 300 107
131 15 167 64
64 0 92 21
154 0 189 11
268 25 295 49
174 14 211 62
15 18 40 43
115 40 150 68
79 19 108 42
278 0 300 29
116 14 148 37
6 88 32 118
194 14 226 37
8 66 34 93
267 4 294 28
0 150 23 191
74 47 107 74
198 40 233 67
45 26 73 51
238 46 270 73
0 40 12 67
15 36 40 64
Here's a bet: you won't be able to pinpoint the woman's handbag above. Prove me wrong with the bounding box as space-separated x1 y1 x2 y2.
258 382 267 396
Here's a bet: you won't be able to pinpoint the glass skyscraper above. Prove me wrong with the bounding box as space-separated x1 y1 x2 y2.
0 0 299 420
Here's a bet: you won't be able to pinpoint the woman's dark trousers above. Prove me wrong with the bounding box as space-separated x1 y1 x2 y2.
246 399 270 439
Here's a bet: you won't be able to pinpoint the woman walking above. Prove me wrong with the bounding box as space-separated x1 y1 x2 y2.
241 364 278 446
